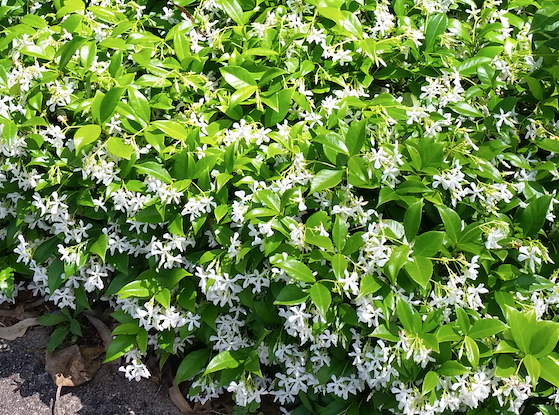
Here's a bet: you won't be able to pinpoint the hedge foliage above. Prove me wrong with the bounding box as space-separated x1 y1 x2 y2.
2 0 559 413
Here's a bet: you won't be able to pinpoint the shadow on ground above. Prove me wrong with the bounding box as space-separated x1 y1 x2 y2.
0 326 179 415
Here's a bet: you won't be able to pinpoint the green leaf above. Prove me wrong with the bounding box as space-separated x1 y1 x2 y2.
310 282 332 318
437 205 462 245
404 199 423 241
359 275 382 296
274 284 309 305
276 259 316 283
176 349 210 384
309 169 344 194
524 354 540 385
385 244 410 284
107 136 135 160
464 336 480 369
456 306 470 335
346 120 366 156
38 313 70 326
74 124 101 155
332 215 348 252
530 321 559 358
521 195 552 237
0 267 14 299
371 323 400 342
231 85 258 106
422 371 439 395
506 305 536 354
331 253 347 280
404 256 433 289
134 162 172 184
438 360 469 376
525 76 544 101
104 334 135 362
424 13 448 52
314 132 349 156
128 88 151 123
397 296 419 334
257 189 281 213
449 102 483 118
100 87 124 124
436 325 462 342
204 350 243 375
152 120 188 142
496 354 517 378
57 35 88 71
220 66 256 89
117 280 156 299
468 318 506 339
540 357 559 388
90 233 107 263
47 326 70 352
216 0 245 25
155 288 171 309
412 231 444 257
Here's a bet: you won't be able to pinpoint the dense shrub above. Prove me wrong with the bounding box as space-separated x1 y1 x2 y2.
2 0 559 413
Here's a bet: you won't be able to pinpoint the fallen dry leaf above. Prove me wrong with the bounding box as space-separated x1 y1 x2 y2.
0 317 39 340
45 344 104 387
46 345 104 415
169 377 193 414
84 313 112 351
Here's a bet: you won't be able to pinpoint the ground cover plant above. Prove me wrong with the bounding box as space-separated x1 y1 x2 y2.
2 0 559 413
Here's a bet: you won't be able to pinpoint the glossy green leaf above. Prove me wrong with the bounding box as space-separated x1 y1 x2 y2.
107 136 135 160
74 124 101 155
424 13 448 52
468 318 506 339
100 87 124 124
404 256 433 289
404 199 423 241
521 195 552 237
412 231 444 257
310 169 344 194
134 162 172 184
540 357 559 388
422 371 439 395
216 0 245 25
176 349 210 384
310 282 331 318
276 259 316 283
90 233 107 263
274 284 309 305
464 336 480 369
220 66 256 89
524 354 541 385
385 244 410 284
438 360 469 376
437 205 462 245
204 350 243 375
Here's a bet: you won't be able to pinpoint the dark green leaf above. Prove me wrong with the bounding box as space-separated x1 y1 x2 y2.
176 349 210 384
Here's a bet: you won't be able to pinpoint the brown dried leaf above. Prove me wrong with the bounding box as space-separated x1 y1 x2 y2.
84 314 112 351
45 344 105 387
169 377 193 414
0 317 39 340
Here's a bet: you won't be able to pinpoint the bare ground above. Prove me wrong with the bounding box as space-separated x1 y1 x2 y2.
0 325 180 415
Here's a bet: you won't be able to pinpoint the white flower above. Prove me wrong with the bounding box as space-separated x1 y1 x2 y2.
493 108 517 132
517 245 541 272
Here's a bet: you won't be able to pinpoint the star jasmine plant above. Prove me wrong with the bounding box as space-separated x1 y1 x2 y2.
2 0 559 414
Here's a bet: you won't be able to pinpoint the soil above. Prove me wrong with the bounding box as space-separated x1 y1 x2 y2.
0 325 180 415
